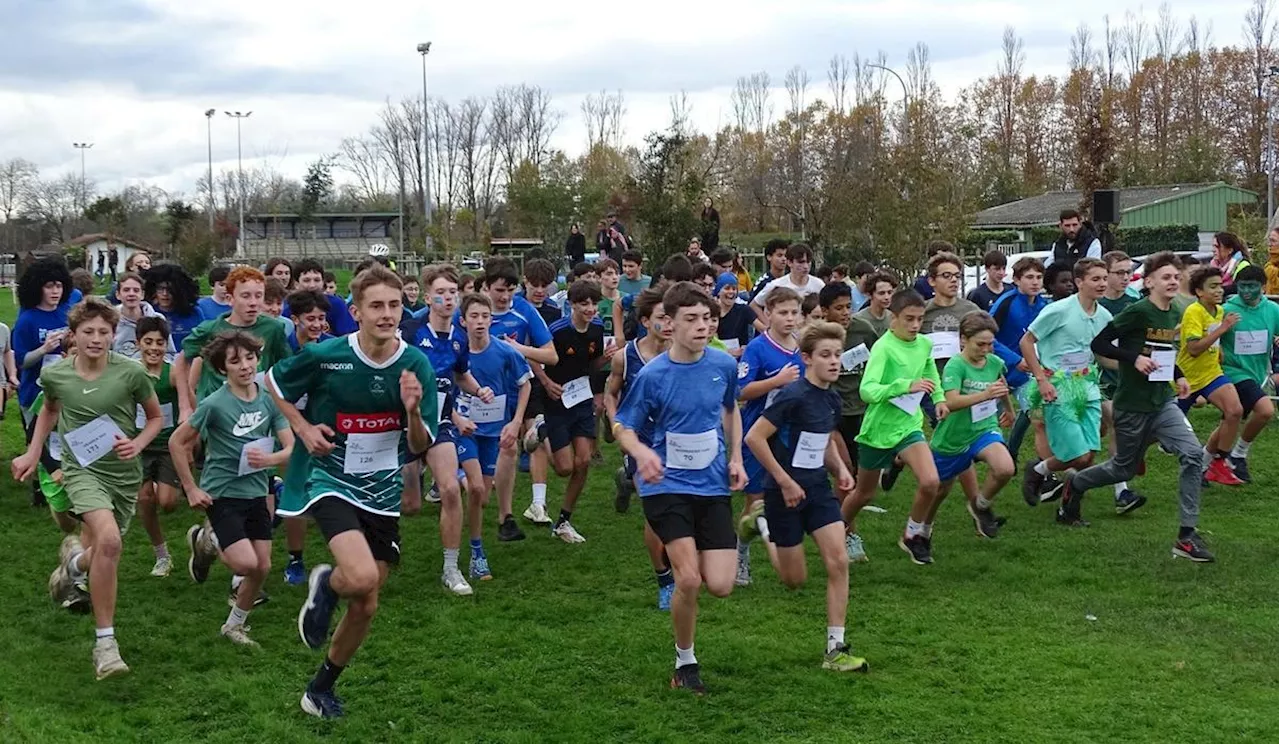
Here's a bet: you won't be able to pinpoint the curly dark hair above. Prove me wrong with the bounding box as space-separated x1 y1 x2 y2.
143 263 201 317
17 256 73 310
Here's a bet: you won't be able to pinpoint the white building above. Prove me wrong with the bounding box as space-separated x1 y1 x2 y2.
68 233 151 276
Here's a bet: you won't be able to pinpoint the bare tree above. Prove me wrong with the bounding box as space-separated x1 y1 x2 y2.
335 136 391 203
1070 23 1097 72
827 55 851 112
905 42 935 100
996 27 1026 171
784 65 810 117
23 173 82 244
582 89 626 150
0 158 37 223
731 72 772 133
456 96 491 237
1121 9 1149 80
517 84 561 169
490 86 525 185
669 90 693 135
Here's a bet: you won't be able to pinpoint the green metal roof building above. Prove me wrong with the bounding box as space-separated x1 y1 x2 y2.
972 182 1258 233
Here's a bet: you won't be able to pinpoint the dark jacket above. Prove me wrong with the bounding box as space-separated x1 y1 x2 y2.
1051 224 1099 269
700 207 720 252
565 232 586 263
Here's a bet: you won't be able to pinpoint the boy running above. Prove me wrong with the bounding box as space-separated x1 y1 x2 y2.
615 281 746 694
742 321 867 672
134 316 182 577
270 265 437 718
171 331 294 647
11 299 165 679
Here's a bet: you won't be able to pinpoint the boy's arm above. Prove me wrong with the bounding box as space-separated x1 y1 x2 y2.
858 349 911 403
266 426 296 467
169 422 201 492
744 416 794 491
604 353 626 422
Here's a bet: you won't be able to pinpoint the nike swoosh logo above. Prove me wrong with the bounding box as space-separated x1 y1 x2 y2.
82 388 98 394
712 377 722 382
232 423 261 437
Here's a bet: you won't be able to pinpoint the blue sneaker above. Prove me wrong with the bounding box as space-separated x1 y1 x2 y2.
284 558 307 586
301 684 344 719
469 553 492 581
658 582 674 611
298 565 338 650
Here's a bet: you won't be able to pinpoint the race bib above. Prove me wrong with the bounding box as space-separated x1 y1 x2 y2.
722 338 741 351
468 394 507 424
791 431 829 469
437 392 449 423
343 431 401 474
926 332 960 360
41 354 63 369
49 433 64 462
765 388 781 409
1234 330 1267 355
561 376 592 409
841 344 869 372
1058 350 1090 374
971 398 998 423
1147 349 1175 382
135 402 175 430
237 436 275 476
890 391 924 415
666 429 717 470
64 415 125 467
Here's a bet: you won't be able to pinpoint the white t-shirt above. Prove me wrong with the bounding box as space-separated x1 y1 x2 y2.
750 274 826 307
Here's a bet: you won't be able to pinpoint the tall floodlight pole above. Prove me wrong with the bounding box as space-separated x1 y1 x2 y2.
866 64 909 138
225 111 252 256
417 42 433 252
205 109 216 231
72 142 93 209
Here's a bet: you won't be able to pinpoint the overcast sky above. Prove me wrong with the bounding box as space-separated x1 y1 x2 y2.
0 0 1266 199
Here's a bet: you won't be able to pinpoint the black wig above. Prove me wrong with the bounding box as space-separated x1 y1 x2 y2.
17 257 73 310
144 262 201 317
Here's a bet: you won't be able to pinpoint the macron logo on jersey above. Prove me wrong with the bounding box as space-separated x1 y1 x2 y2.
336 411 403 434
232 412 267 437
322 362 355 371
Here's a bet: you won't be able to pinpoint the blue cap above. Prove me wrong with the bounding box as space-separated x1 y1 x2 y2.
713 272 739 298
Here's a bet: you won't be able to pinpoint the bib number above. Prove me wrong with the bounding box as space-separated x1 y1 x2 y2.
971 398 997 423
666 429 717 470
561 376 592 409
64 415 126 467
1147 349 1175 382
841 344 869 372
791 431 829 469
1234 330 1267 355
437 392 449 423
890 391 924 415
237 437 275 476
1058 350 1090 374
343 431 401 474
926 332 960 359
135 402 175 430
468 394 507 424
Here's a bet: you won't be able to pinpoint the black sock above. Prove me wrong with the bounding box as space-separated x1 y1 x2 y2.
1178 526 1195 539
558 509 572 525
289 550 304 562
312 657 345 692
656 568 674 587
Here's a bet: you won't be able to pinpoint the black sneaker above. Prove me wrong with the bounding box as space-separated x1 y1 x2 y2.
898 534 933 565
670 663 707 695
301 683 345 719
614 466 633 514
497 515 526 542
1114 488 1147 515
1021 461 1045 506
879 461 903 492
967 502 1000 539
1227 456 1251 484
1038 475 1065 503
298 565 339 650
1171 531 1215 563
228 581 271 608
186 524 215 584
1055 480 1090 527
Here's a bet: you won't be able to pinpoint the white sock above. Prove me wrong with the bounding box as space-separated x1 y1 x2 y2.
675 644 697 668
1114 482 1128 498
1231 439 1252 459
443 548 459 572
230 574 244 591
827 626 845 652
922 522 934 538
756 516 770 540
68 550 87 580
975 495 992 510
95 626 114 642
906 519 925 538
226 604 249 628
1203 446 1215 462
1034 461 1051 477
532 483 547 508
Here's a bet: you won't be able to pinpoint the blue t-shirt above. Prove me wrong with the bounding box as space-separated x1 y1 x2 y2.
966 282 1013 312
616 349 739 499
453 296 553 348
160 307 207 349
737 331 804 433
620 340 659 445
281 294 357 336
990 291 1049 350
12 305 70 409
912 275 935 300
287 331 335 352
760 378 842 491
460 338 533 437
412 322 470 421
197 296 232 320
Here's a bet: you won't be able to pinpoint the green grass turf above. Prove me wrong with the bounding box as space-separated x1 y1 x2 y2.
1 290 1277 743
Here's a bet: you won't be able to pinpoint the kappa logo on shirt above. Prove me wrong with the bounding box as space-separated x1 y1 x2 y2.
232 411 267 437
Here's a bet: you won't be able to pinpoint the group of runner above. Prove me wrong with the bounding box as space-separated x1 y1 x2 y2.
3 232 1277 715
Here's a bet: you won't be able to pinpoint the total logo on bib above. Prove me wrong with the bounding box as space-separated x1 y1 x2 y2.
336 412 403 434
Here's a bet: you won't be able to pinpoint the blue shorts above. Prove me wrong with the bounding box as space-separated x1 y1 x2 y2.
762 484 843 548
932 431 1006 482
546 402 596 452
1178 375 1232 413
743 448 766 494
457 435 500 477
432 422 463 453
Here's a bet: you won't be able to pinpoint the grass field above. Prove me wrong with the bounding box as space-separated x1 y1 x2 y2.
0 290 1277 743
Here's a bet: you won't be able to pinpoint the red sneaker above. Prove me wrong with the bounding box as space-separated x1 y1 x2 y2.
1205 457 1244 486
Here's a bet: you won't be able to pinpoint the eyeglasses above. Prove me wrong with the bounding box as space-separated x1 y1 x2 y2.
1108 269 1130 276
934 272 961 281
697 281 715 289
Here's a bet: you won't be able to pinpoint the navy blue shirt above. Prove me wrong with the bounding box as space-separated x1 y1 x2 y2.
912 274 935 300
717 303 753 350
412 322 470 422
760 378 842 491
966 282 1013 312
546 316 605 412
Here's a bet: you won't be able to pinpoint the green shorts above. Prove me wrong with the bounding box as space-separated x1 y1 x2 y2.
141 450 180 489
857 431 927 472
64 468 140 536
39 467 71 513
1043 400 1102 463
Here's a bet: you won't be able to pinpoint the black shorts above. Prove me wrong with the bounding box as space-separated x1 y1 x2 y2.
208 497 273 548
762 486 843 548
1234 379 1267 417
545 402 596 452
526 384 546 420
839 414 862 469
306 496 401 565
642 493 736 551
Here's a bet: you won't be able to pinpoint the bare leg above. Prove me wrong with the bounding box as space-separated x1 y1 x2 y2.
80 509 123 631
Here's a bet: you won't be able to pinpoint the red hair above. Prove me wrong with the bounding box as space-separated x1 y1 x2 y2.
225 266 266 295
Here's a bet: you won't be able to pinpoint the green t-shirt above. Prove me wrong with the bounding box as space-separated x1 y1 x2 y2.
1220 295 1279 384
39 352 155 483
1107 298 1181 413
182 313 293 401
141 362 178 453
834 315 884 417
188 384 287 500
854 307 892 337
855 331 945 450
269 335 439 517
930 353 1006 455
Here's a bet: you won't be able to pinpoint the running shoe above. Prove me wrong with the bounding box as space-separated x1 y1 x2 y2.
442 567 474 596
220 623 260 648
670 663 707 695
736 500 765 542
590 450 604 466
614 466 633 513
497 515 526 542
552 520 586 544
1205 457 1245 486
1228 456 1251 484
469 554 492 581
93 638 130 680
880 461 903 492
657 582 674 611
424 482 442 504
1114 489 1147 515
186 524 215 584
227 582 270 608
58 534 83 566
150 555 172 578
522 415 547 453
898 534 933 565
1055 479 1091 527
845 533 868 563
735 558 752 586
48 562 75 608
298 564 338 650
284 557 307 586
822 644 870 672
1038 474 1065 503
1172 531 1216 563
967 502 1000 539
301 685 345 719
523 502 552 525
1022 461 1046 506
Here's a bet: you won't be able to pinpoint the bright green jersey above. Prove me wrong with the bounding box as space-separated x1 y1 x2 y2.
930 353 1006 455
188 383 287 500
855 331 944 450
270 335 438 517
39 352 155 483
141 362 178 453
1221 295 1279 384
182 313 293 401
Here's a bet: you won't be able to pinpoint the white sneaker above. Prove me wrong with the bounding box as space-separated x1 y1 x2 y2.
151 555 173 577
552 520 586 544
522 415 546 453
93 638 130 680
48 563 75 606
220 623 260 648
442 567 474 596
58 534 83 565
735 558 752 586
523 502 552 525
424 482 442 504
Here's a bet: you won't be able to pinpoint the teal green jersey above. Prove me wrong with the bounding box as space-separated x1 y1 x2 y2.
930 353 1006 455
269 335 438 517
188 384 287 500
1221 295 1279 385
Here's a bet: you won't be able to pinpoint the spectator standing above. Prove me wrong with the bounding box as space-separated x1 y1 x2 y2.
1050 209 1102 269
565 224 587 266
1209 231 1251 292
700 197 721 253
